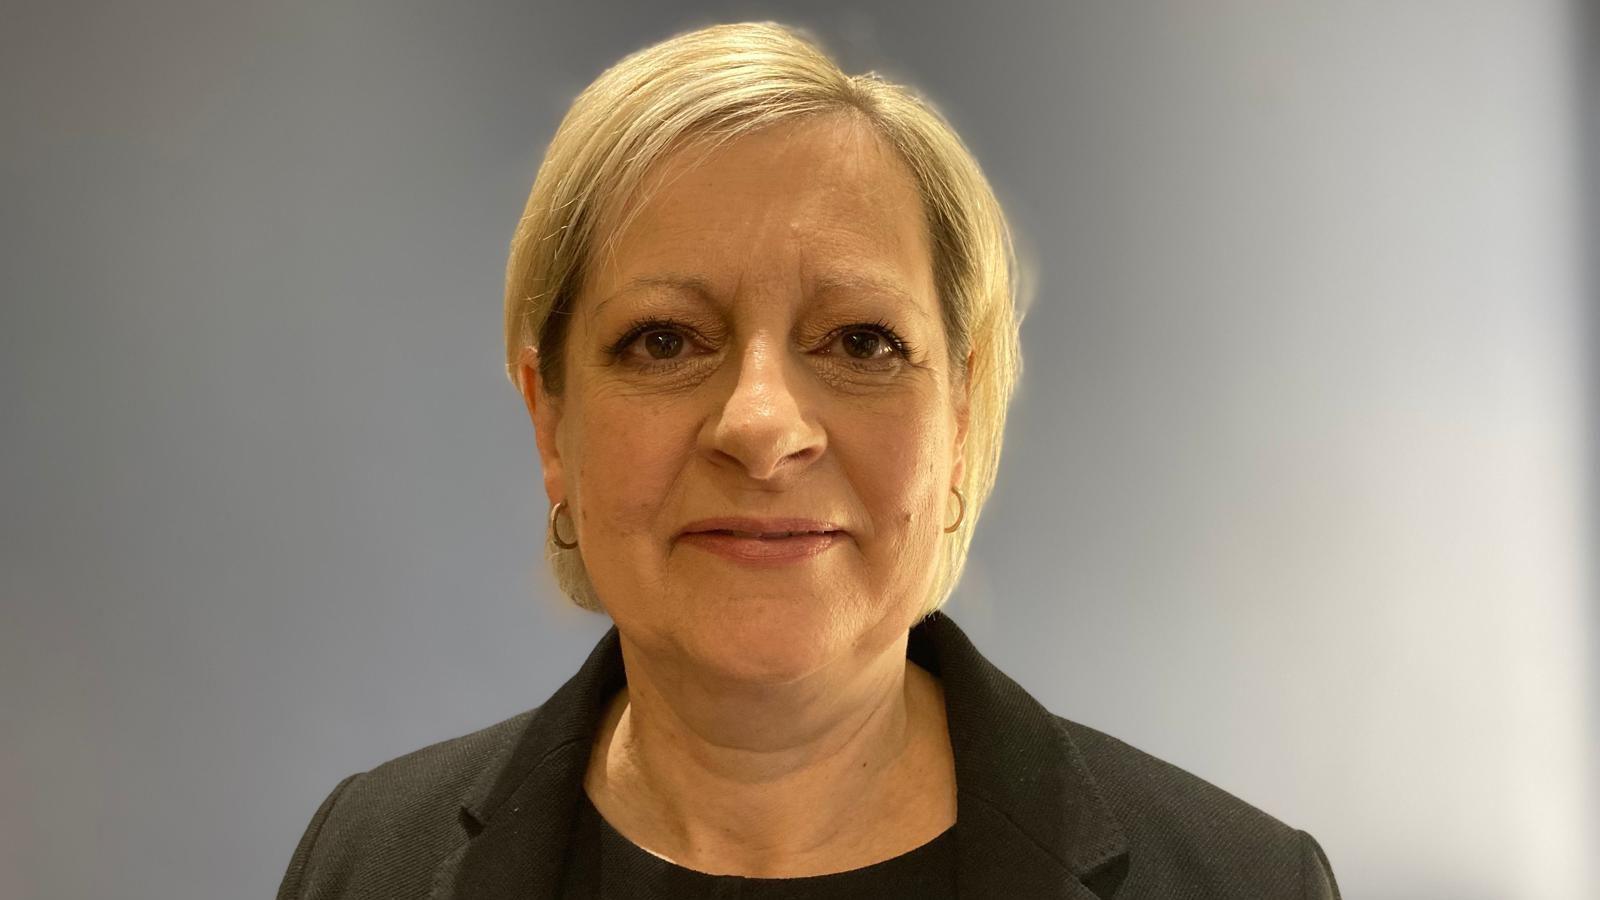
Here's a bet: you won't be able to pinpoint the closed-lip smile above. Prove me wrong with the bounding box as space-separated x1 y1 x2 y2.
676 518 844 566
679 517 843 538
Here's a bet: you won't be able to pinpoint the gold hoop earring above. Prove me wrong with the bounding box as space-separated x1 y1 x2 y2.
548 500 578 550
944 486 965 534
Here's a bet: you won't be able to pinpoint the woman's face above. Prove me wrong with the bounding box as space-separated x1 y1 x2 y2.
519 115 968 684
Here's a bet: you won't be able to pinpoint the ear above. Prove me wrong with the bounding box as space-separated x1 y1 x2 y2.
951 349 974 488
513 345 566 507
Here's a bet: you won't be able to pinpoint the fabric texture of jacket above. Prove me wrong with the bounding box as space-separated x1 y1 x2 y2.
276 611 1342 899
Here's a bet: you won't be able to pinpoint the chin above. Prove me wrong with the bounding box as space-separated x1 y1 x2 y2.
679 594 867 686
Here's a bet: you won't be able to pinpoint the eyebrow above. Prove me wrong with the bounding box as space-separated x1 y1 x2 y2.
812 272 928 317
588 271 931 322
588 275 715 324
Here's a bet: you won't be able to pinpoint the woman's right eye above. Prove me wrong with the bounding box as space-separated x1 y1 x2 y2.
638 329 685 360
608 319 699 367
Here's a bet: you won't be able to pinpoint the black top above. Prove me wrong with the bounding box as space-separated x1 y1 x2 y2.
563 790 956 899
277 612 1341 899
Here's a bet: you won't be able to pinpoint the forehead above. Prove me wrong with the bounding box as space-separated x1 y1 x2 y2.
582 115 935 316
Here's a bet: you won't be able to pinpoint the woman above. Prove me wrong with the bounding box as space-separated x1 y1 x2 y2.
277 22 1340 899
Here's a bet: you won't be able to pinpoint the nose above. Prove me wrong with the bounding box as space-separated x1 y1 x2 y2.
701 336 826 483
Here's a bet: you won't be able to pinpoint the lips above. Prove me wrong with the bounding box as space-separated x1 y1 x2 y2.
701 529 827 538
676 518 844 566
679 518 842 538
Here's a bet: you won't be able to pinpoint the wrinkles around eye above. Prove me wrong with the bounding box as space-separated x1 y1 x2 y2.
610 323 910 368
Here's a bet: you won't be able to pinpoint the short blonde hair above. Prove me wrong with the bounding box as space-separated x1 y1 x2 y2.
504 22 1024 617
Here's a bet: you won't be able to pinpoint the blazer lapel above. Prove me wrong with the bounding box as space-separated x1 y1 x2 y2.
428 613 1129 899
911 613 1129 899
428 629 626 900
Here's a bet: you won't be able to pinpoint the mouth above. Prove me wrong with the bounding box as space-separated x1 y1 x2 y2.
695 529 838 539
679 518 844 539
676 519 844 565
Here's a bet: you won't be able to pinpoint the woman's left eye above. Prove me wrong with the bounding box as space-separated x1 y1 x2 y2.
827 324 909 361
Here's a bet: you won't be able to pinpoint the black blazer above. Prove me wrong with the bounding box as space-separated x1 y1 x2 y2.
276 612 1341 899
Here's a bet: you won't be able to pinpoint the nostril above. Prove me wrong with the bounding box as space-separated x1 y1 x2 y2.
700 355 827 481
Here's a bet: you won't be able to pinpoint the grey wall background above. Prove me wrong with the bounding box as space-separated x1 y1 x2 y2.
2 2 1592 898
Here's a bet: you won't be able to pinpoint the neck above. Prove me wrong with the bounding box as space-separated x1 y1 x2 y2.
582 629 956 877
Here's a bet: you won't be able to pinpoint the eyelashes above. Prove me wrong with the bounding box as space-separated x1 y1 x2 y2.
604 317 696 360
604 317 918 371
847 318 914 360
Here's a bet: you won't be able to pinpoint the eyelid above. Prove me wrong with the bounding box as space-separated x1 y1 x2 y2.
606 316 915 366
819 320 914 361
606 317 708 358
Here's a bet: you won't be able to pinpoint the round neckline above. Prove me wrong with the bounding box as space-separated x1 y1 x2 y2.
581 789 956 883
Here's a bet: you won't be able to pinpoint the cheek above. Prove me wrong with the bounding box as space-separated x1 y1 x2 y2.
564 394 697 547
844 400 954 549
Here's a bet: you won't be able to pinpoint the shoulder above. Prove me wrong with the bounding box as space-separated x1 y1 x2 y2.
1058 717 1340 898
276 709 535 900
